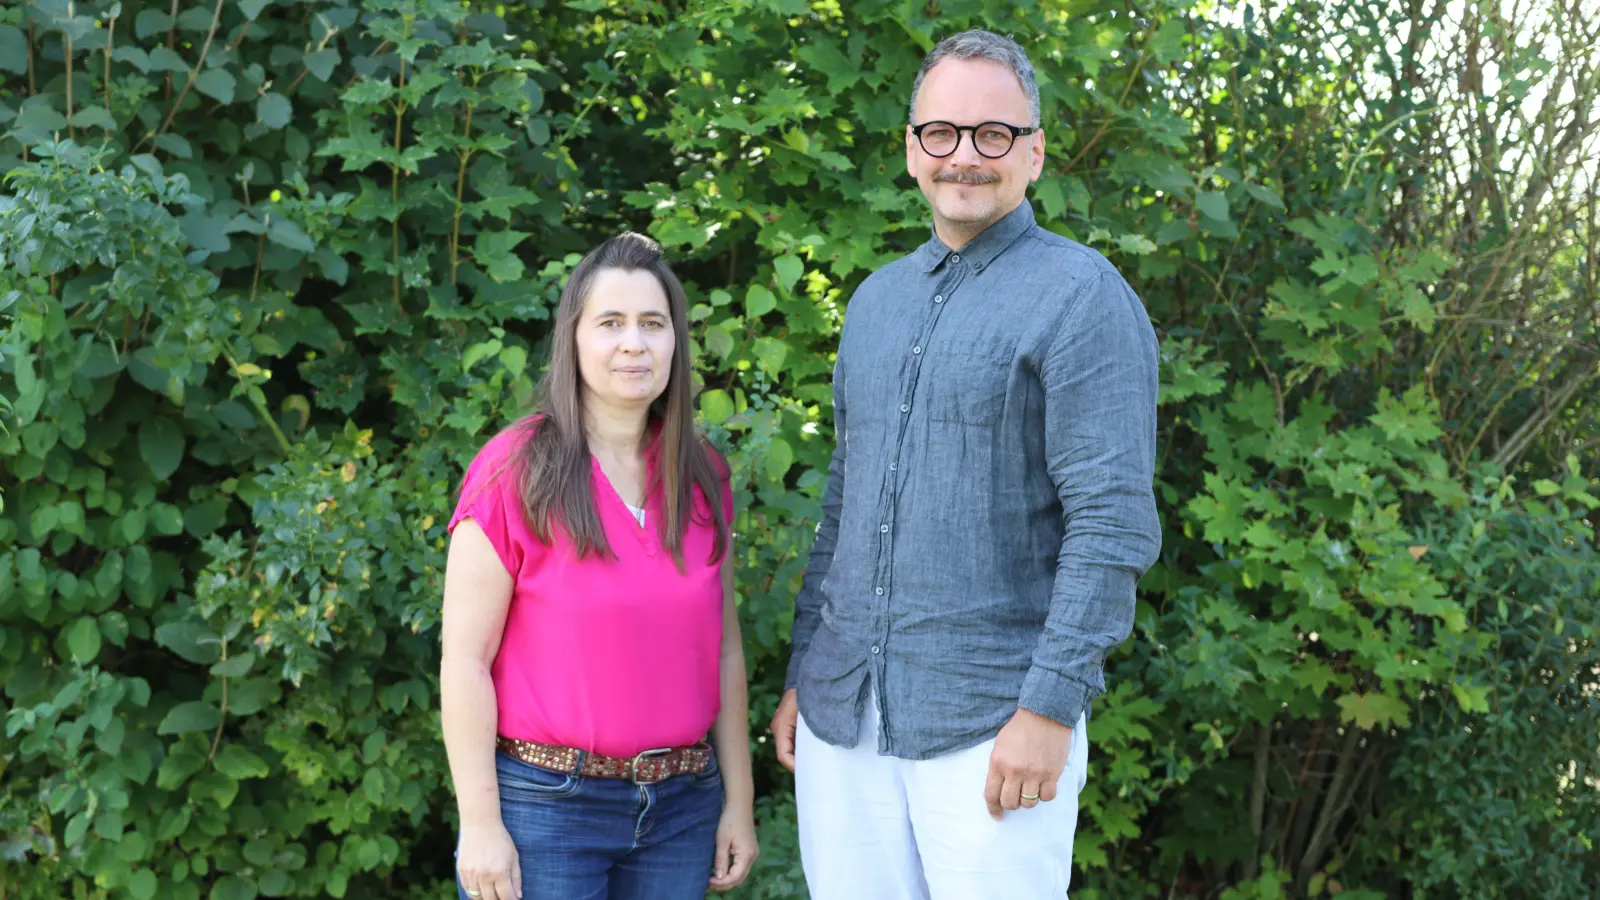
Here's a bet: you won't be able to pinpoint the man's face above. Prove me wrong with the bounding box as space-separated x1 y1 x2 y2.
906 57 1045 243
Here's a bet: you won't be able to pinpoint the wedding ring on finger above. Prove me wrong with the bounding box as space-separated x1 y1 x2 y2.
465 890 482 898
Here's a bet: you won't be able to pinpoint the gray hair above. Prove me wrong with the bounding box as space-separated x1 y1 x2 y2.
908 30 1041 128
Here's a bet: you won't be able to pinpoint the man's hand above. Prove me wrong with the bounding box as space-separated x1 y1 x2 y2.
984 707 1072 821
770 688 799 773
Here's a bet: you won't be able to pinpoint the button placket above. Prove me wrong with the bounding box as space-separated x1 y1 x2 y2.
869 264 967 747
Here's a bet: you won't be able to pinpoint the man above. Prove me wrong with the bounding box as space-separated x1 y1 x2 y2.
769 29 1162 899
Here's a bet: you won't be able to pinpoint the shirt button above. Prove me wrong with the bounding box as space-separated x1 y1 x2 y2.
951 254 961 263
875 586 884 595
934 295 943 303
900 403 910 413
889 462 897 471
879 524 889 533
871 645 881 655
912 346 922 355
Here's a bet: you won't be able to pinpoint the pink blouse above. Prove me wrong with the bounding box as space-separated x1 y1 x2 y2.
447 419 733 758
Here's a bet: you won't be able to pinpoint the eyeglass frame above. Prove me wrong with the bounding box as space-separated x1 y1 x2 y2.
909 120 1038 159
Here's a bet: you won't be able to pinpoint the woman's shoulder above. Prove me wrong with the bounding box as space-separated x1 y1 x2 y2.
465 415 542 481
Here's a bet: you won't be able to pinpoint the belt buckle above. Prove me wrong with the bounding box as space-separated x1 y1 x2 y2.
628 747 674 785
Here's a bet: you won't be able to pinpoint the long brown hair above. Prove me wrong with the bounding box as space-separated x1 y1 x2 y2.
516 232 728 570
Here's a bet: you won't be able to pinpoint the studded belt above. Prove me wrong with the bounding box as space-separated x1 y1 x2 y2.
496 736 712 785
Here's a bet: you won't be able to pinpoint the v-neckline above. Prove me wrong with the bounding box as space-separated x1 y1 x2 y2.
590 454 657 552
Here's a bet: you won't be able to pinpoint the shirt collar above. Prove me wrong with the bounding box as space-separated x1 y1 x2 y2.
917 198 1038 274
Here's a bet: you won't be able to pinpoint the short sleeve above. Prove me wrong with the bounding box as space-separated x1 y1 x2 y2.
448 425 536 576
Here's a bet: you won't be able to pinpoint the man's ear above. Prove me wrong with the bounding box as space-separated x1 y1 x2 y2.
906 125 918 178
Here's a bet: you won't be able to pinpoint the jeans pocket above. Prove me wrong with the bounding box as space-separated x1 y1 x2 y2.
496 752 579 799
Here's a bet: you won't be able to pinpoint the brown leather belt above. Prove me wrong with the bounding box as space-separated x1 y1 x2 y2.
496 736 712 785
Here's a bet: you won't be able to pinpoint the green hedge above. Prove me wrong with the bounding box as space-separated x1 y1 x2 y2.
2 1 1596 898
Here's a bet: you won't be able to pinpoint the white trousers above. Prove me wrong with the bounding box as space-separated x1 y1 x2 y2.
795 696 1089 900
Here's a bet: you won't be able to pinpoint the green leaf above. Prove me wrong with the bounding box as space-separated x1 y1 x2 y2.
210 652 255 677
1449 682 1491 714
699 389 734 425
148 48 188 72
462 339 503 372
64 812 90 848
305 48 340 82
752 336 788 374
773 255 803 294
1196 191 1229 222
257 92 292 130
112 45 152 72
746 285 776 318
121 508 148 543
66 616 102 663
266 215 314 253
0 26 26 75
158 701 222 735
1345 254 1379 286
117 831 150 862
258 869 293 896
151 503 183 536
1335 691 1411 730
500 345 528 375
1532 479 1560 496
138 419 184 480
69 107 117 130
154 622 222 664
128 870 158 900
212 874 258 900
153 133 194 159
184 499 230 537
177 7 217 31
15 104 68 132
240 0 271 20
194 68 236 104
133 10 173 39
1115 233 1159 255
1033 177 1066 220
474 231 528 282
705 326 734 360
764 438 794 481
1245 183 1286 210
228 679 280 716
213 744 269 779
125 546 153 585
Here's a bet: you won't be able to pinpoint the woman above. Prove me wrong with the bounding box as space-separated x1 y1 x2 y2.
440 232 758 900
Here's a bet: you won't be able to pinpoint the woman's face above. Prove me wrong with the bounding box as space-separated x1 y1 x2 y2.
574 267 676 413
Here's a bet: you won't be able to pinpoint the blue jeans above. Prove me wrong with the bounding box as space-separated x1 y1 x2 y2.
458 749 723 900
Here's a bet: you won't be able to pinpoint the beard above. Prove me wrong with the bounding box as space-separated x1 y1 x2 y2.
928 172 1003 225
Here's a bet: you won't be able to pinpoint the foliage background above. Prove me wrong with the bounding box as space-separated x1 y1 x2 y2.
2 0 1597 898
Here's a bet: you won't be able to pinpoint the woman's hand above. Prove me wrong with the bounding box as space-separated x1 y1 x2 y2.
457 821 521 900
707 803 759 892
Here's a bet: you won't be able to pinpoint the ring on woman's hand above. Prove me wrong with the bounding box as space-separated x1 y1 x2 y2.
1020 792 1040 802
465 890 482 898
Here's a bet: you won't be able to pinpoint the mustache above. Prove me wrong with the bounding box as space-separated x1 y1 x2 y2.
933 171 1001 185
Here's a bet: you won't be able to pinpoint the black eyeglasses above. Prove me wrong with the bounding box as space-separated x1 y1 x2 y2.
911 120 1036 159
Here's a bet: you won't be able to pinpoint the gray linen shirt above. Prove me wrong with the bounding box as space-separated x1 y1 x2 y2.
786 199 1162 759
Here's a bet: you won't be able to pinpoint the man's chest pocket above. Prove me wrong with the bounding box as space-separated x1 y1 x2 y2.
924 338 1014 427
